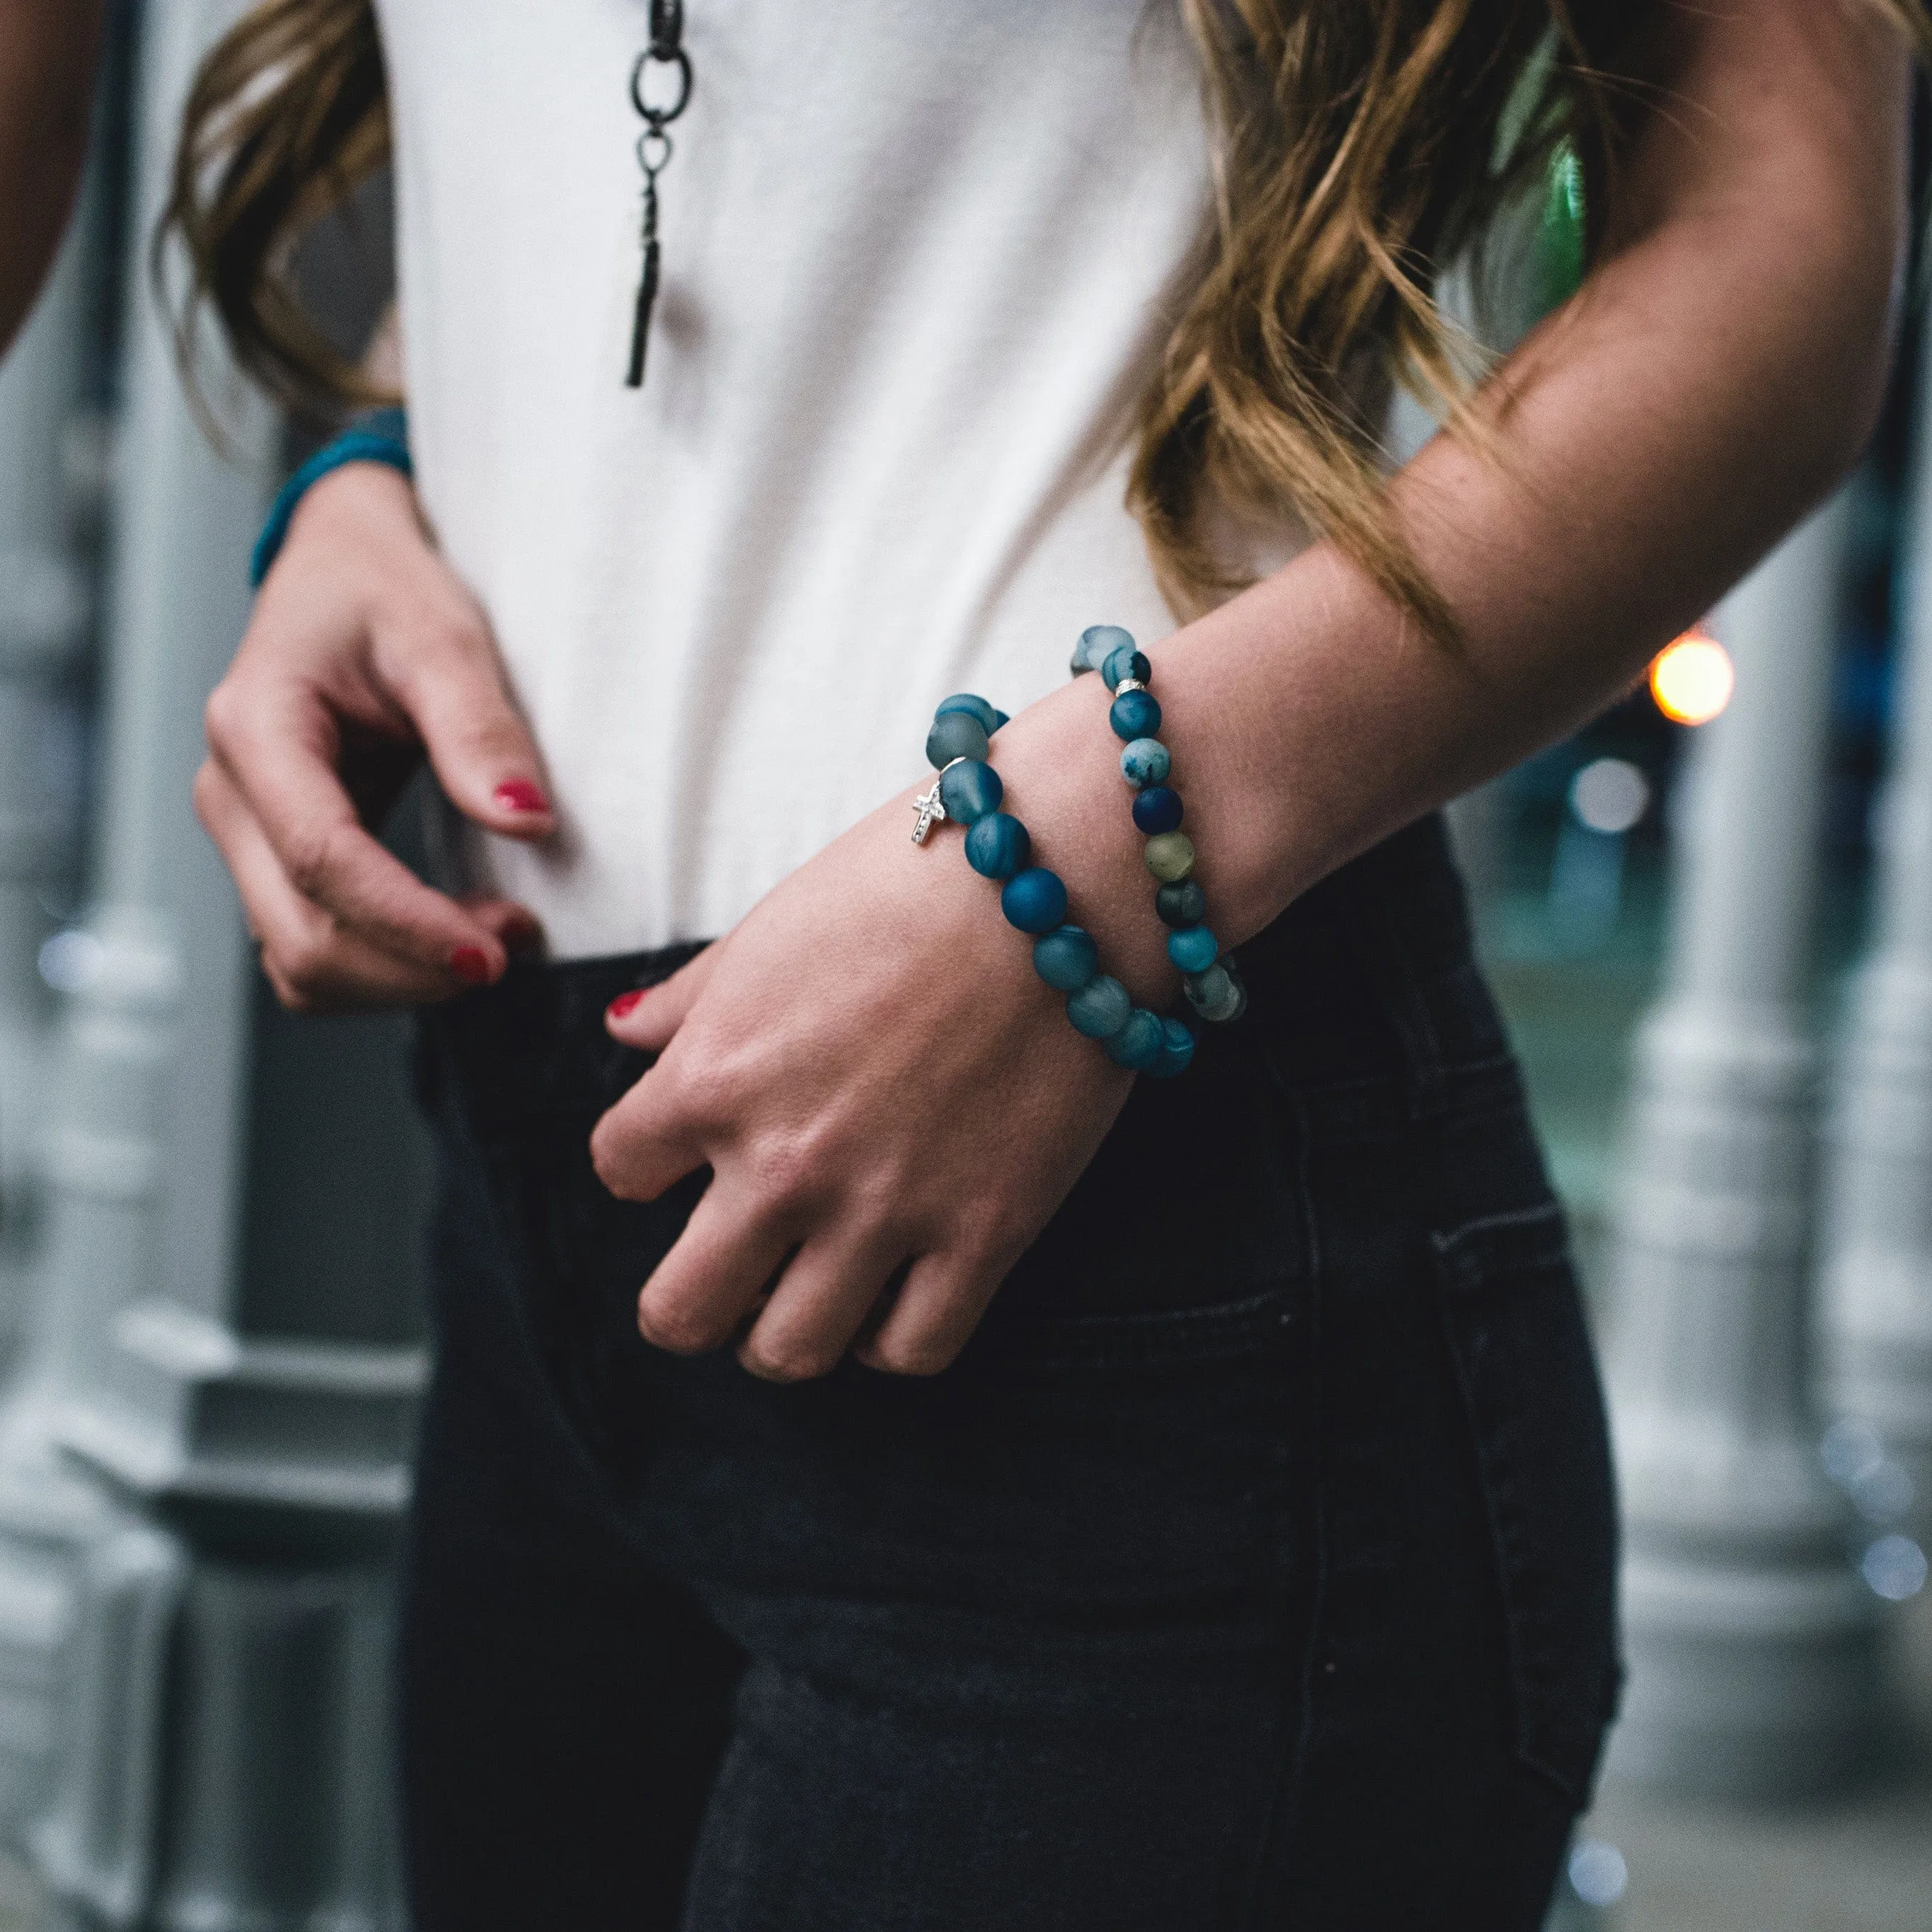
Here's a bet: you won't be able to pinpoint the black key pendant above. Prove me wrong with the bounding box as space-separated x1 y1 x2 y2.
627 0 692 389
628 197 661 387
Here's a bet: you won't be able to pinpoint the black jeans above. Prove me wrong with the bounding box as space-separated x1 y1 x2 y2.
403 814 1619 1931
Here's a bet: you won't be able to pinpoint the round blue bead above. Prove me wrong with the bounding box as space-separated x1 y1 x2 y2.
1146 1016 1197 1081
1132 786 1183 835
1156 878 1207 927
1066 974 1131 1040
934 693 1000 735
1109 689 1162 742
990 708 1010 732
1033 924 1099 991
1101 645 1153 692
1001 866 1069 936
926 709 989 769
1120 738 1171 789
1166 924 1219 974
1073 623 1135 674
938 758 1002 825
1105 1008 1166 1071
965 812 1030 880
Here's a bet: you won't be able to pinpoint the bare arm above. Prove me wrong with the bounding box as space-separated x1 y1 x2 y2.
932 0 1909 1003
0 0 105 357
1135 0 1907 945
595 0 1916 1378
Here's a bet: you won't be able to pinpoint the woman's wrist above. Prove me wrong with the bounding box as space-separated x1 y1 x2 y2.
956 679 1187 1010
912 684 1200 1074
252 409 413 586
280 458 427 568
971 592 1344 1002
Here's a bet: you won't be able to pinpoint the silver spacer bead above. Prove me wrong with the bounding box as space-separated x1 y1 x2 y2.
1113 677 1149 696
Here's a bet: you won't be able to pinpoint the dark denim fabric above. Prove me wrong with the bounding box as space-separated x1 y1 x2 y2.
402 813 1620 1932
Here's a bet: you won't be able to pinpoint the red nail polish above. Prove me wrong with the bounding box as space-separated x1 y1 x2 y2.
607 989 645 1021
449 946 490 985
494 778 551 815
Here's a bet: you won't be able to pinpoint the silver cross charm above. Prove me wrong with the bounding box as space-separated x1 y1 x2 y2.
911 782 947 844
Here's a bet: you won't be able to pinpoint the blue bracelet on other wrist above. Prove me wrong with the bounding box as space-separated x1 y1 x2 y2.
249 406 413 587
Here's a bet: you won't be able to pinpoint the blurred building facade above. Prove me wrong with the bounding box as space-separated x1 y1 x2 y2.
0 4 426 1926
0 4 1923 1928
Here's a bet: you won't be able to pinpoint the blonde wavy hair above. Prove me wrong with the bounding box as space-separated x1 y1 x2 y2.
164 0 1931 640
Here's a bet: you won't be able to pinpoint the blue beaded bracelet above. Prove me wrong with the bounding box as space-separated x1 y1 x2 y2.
912 696 1195 1079
250 406 413 587
1072 624 1249 1028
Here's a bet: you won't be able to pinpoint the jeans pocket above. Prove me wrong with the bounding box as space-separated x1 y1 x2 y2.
1430 1202 1621 1804
972 1283 1299 1373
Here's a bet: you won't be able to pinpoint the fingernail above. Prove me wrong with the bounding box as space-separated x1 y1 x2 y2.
493 778 551 815
450 946 491 984
606 989 645 1022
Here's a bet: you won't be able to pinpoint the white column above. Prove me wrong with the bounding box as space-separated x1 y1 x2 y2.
0 132 99 1841
0 0 258 1851
1818 311 1932 1538
0 3 427 1919
0 170 92 1345
1600 493 1879 1798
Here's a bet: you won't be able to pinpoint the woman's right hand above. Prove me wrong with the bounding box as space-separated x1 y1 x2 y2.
195 459 554 1011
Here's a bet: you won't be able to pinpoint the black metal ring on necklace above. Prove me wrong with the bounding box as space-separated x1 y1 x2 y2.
629 41 692 129
625 0 694 389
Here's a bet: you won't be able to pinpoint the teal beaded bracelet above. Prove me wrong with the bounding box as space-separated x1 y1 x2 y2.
913 695 1195 1079
1072 625 1248 1027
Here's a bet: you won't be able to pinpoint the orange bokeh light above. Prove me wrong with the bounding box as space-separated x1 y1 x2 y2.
1650 628 1735 726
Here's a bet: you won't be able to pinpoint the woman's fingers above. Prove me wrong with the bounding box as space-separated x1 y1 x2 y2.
589 776 1135 1386
465 895 545 955
854 1249 1008 1378
634 1180 795 1355
204 678 510 980
588 1057 712 1203
736 1226 911 1382
265 462 554 844
205 463 558 979
370 599 558 840
604 943 723 1048
194 760 464 1009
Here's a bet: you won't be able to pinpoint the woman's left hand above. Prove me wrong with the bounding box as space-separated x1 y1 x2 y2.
592 691 1163 1380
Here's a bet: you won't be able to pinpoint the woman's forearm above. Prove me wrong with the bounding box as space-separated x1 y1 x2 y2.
0 0 105 357
988 0 1909 999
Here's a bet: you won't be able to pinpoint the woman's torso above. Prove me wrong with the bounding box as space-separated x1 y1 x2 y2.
375 0 1224 955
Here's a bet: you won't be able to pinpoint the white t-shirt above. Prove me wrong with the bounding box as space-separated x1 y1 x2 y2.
376 0 1217 956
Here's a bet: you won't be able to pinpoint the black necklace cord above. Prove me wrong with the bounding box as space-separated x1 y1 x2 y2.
627 0 694 388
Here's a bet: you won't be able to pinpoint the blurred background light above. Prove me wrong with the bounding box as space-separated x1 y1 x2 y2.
1821 1416 1885 1485
1860 1534 1928 1603
1819 1418 1916 1524
1546 757 1652 949
37 927 102 994
1567 1840 1629 1909
1570 757 1651 835
1650 628 1735 725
